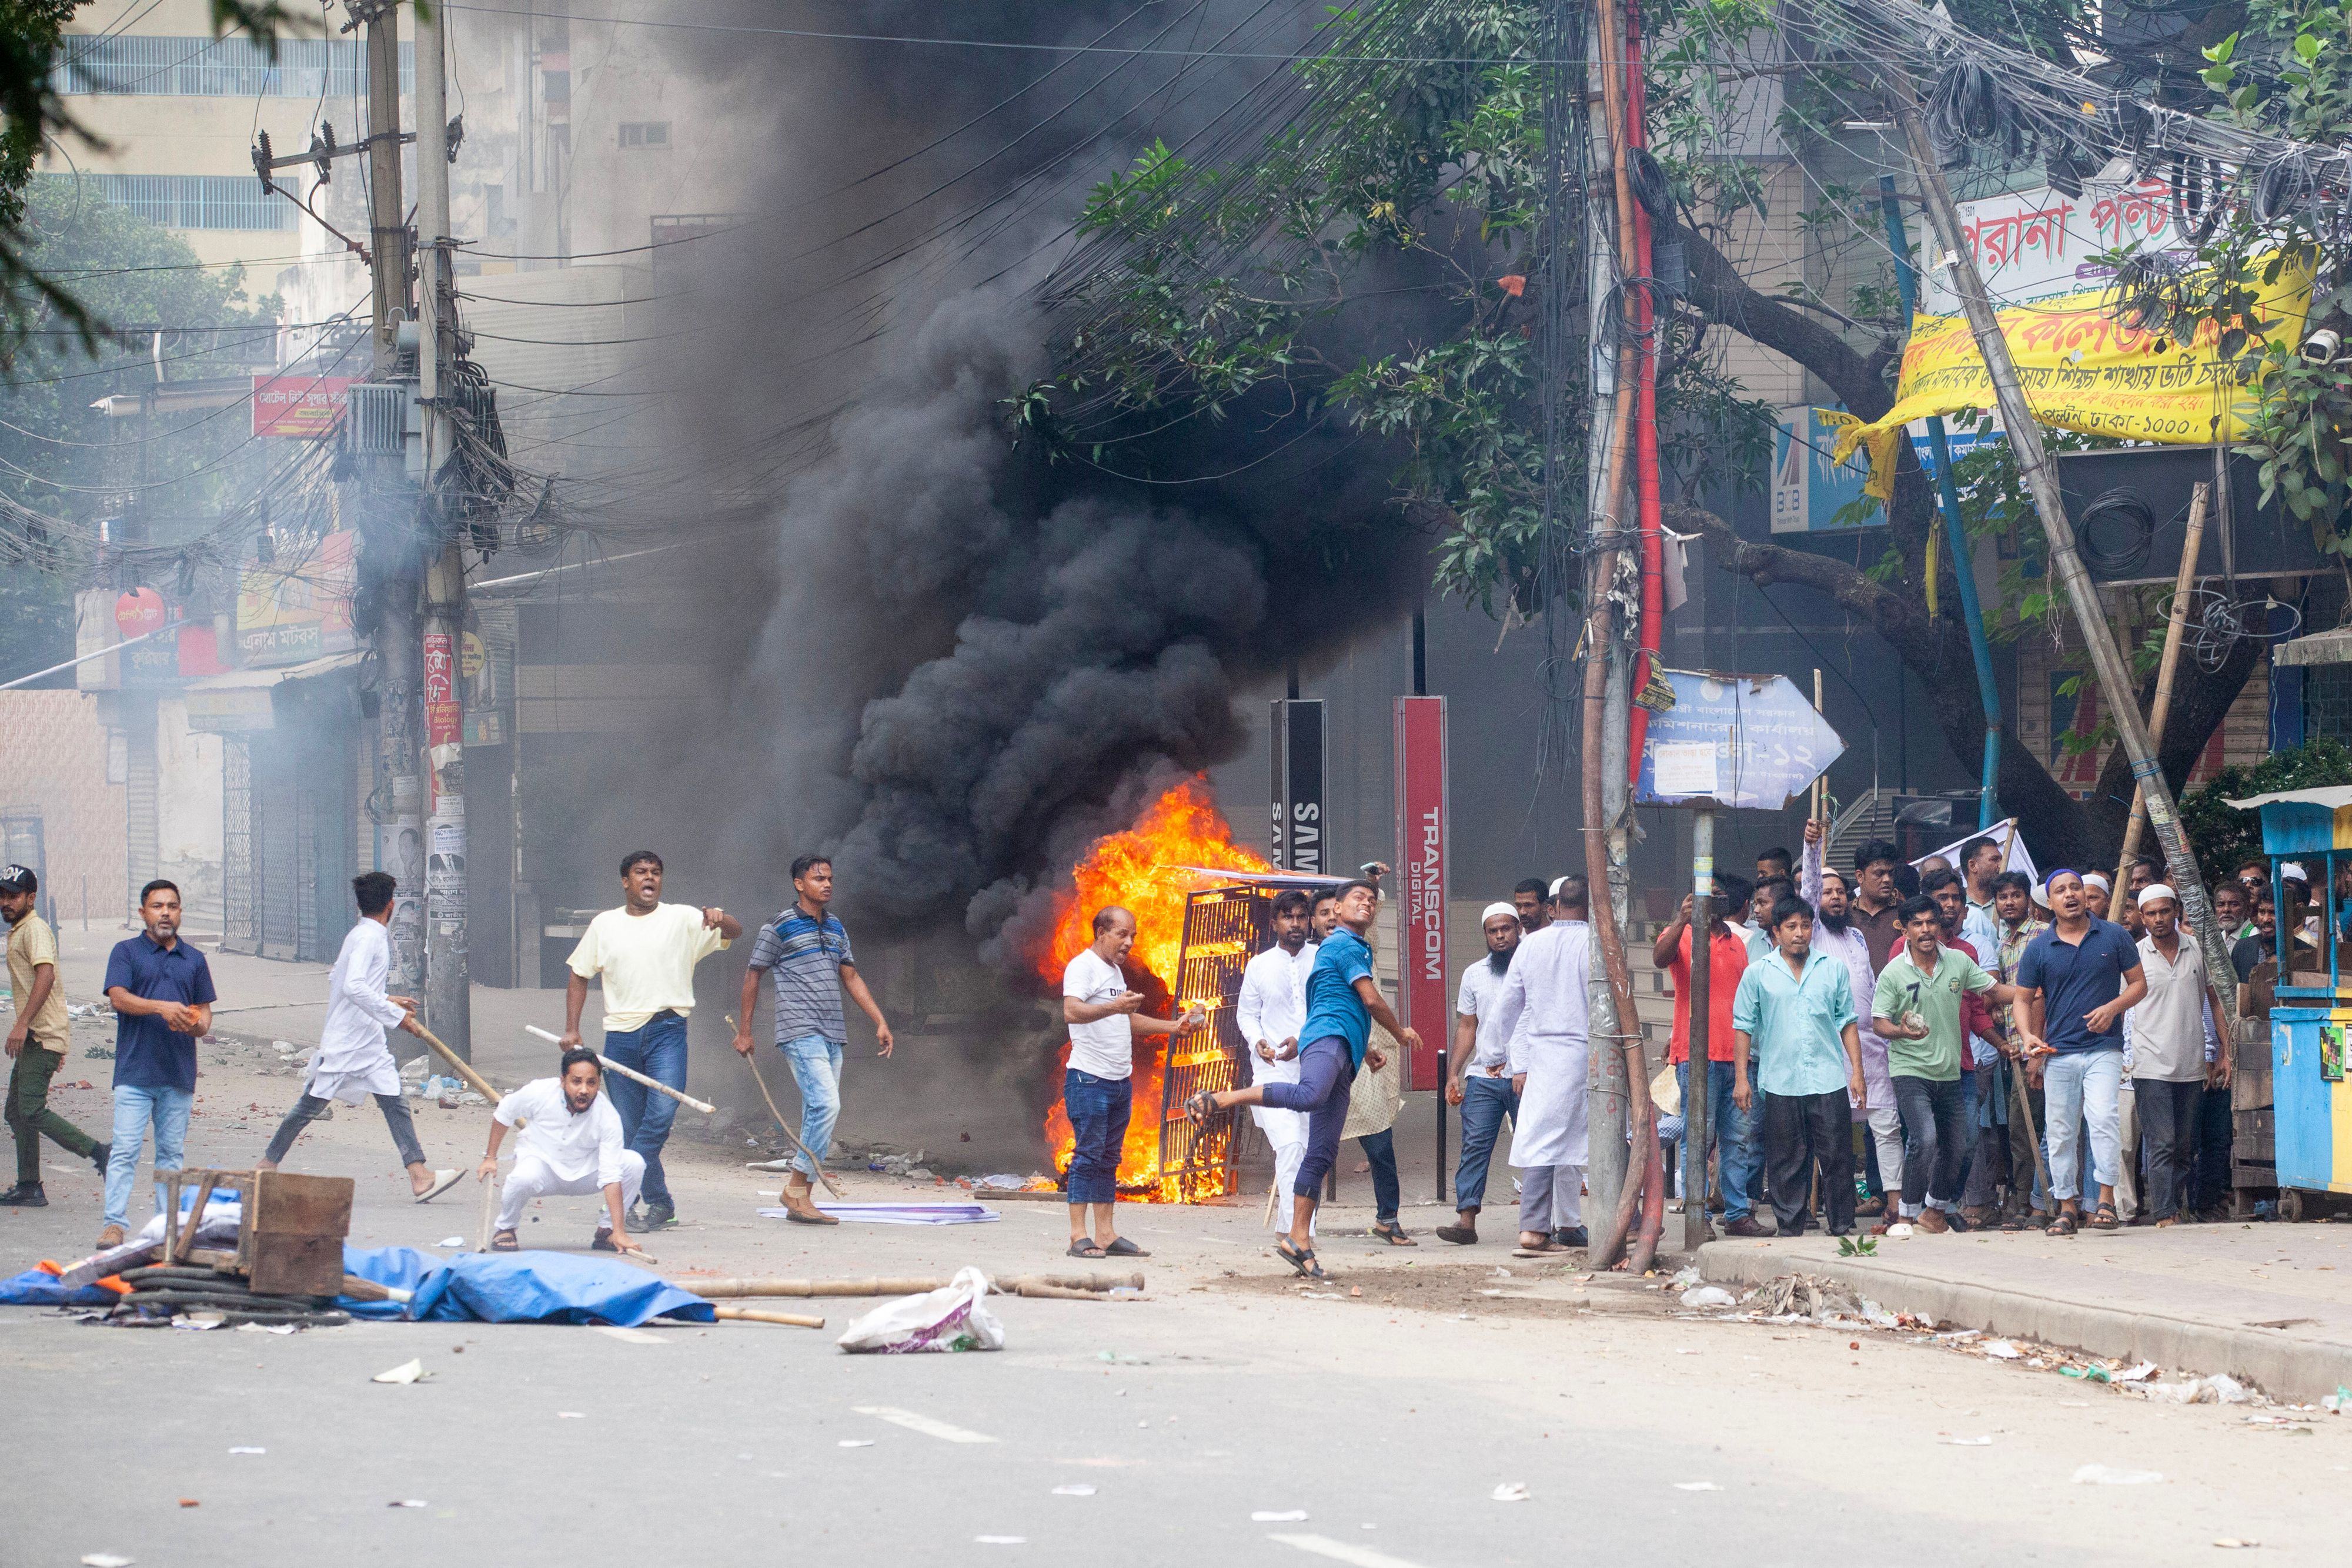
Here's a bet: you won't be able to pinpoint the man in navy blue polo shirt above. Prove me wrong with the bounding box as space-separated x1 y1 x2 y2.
2015 869 2146 1237
96 880 216 1247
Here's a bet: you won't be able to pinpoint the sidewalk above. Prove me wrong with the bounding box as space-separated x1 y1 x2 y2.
1698 1221 2352 1404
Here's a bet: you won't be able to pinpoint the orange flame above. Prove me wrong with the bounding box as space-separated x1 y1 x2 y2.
1041 777 1269 1200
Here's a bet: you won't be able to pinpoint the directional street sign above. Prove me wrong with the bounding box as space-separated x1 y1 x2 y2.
1635 668 1846 810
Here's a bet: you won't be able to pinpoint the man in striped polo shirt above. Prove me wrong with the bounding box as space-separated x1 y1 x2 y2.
733 855 895 1224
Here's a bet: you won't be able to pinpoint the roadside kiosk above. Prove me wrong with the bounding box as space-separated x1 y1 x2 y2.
2231 785 2352 1219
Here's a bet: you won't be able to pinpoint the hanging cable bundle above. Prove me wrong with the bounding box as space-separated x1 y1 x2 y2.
2254 148 2321 225
1926 59 2011 167
1626 146 1676 228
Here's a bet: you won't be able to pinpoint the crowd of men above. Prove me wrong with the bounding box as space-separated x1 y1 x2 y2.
1418 827 2249 1246
0 850 890 1254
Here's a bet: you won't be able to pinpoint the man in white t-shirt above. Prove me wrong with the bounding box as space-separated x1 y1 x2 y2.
560 850 740 1232
1438 902 1524 1245
479 1050 648 1256
1062 905 1205 1260
1235 890 1316 1215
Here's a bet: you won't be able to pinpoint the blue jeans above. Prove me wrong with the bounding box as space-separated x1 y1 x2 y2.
1064 1068 1131 1206
104 1084 193 1228
1358 1128 1400 1223
781 1033 846 1181
1676 1059 1762 1222
1261 1037 1355 1198
1453 1073 1521 1211
602 1012 689 1211
2043 1047 2123 1204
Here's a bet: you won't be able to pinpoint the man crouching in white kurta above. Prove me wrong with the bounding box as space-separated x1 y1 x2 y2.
480 1051 649 1256
257 871 460 1202
1236 889 1317 1225
1497 915 1593 1254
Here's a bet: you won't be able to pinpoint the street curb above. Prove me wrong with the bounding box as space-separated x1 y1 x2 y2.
1695 1241 2352 1406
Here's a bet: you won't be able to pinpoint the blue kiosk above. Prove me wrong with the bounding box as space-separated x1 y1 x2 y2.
2231 785 2352 1218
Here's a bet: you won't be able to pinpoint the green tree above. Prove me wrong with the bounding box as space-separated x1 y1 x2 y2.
2180 738 2352 885
1032 0 2319 869
0 179 280 679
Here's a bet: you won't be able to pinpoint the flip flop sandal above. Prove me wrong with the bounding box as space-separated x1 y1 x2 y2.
1273 1236 1316 1276
1184 1089 1219 1126
1369 1222 1417 1246
2087 1202 2120 1231
2047 1213 2078 1236
1999 1213 2029 1232
413 1169 464 1204
491 1230 519 1252
1511 1242 1559 1258
1101 1236 1150 1258
1067 1241 1107 1259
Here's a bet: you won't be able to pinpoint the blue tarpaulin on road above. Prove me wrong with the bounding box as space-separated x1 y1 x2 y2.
338 1246 715 1326
0 1268 118 1307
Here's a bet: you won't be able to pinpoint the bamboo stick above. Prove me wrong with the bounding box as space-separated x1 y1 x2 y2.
711 1305 827 1329
2112 483 2211 903
687 1272 1144 1299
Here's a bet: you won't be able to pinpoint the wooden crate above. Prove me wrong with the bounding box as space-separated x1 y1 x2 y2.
245 1171 354 1296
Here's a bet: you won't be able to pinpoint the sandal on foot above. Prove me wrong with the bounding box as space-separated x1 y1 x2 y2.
1370 1221 1416 1246
491 1229 520 1252
2047 1213 2078 1236
1101 1236 1150 1258
1999 1212 2029 1232
1184 1089 1219 1126
413 1168 464 1204
1273 1236 1317 1277
1066 1241 1107 1259
2086 1201 2120 1231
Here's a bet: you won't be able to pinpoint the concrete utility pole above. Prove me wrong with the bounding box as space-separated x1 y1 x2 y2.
357 0 425 997
1683 812 1713 1254
415 1 470 1058
1890 78 2239 1018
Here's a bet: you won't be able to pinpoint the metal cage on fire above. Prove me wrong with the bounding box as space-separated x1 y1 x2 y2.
1154 872 1343 1202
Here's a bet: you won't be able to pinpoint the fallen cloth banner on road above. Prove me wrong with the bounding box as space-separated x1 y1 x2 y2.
338 1245 716 1326
756 1202 1001 1226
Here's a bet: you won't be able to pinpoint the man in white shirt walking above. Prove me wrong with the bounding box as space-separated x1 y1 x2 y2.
2129 885 2229 1226
1438 902 1523 1245
1235 890 1316 1219
480 1050 648 1255
559 851 740 1231
1061 905 1205 1259
258 872 458 1201
1499 910 1595 1253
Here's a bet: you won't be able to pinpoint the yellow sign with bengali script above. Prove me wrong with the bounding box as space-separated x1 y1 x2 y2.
1826 258 2311 500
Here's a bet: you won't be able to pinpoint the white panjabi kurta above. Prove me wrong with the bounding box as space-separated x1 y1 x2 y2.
302 918 409 1105
1235 940 1314 1146
1498 920 1593 1169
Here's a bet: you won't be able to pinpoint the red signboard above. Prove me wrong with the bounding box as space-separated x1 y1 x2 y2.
1393 696 1448 1091
252 375 353 438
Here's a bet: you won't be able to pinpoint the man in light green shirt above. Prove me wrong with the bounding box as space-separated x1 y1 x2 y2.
1870 895 2029 1235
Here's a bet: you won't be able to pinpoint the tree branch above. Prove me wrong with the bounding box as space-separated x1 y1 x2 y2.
1679 223 1897 422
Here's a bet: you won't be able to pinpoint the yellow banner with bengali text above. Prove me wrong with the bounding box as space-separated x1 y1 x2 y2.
1826 259 2311 500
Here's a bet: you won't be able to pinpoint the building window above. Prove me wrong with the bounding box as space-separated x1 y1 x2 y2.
618 122 670 149
41 172 293 231
52 35 412 96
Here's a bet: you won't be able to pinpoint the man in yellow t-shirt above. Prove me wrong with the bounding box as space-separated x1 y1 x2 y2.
2 867 107 1208
559 850 739 1231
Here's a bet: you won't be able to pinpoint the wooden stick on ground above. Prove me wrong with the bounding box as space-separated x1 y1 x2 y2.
710 1305 826 1329
689 1272 1144 1299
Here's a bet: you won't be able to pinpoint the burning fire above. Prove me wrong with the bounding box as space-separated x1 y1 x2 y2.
1041 777 1269 1200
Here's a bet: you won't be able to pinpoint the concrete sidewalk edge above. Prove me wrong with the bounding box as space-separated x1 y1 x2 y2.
1695 1241 2352 1406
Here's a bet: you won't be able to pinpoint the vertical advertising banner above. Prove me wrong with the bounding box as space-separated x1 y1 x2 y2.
1393 696 1447 1091
1270 699 1325 874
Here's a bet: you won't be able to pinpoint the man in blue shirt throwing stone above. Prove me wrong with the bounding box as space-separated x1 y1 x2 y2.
1185 878 1421 1281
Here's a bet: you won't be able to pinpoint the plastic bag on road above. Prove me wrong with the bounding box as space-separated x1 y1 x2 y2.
836 1266 1004 1354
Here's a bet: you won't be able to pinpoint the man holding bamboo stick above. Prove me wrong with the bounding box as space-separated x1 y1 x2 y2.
562 851 740 1233
257 872 459 1203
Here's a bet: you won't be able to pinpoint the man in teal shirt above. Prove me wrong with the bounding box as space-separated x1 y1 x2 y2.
1733 895 1865 1236
1187 878 1421 1281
